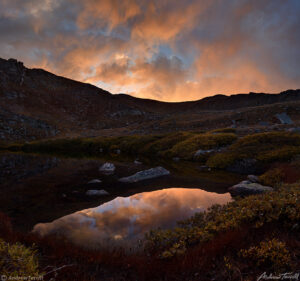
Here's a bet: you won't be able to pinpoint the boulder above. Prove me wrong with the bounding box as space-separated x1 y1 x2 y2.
275 113 293 125
99 163 115 175
86 189 109 196
229 182 273 196
227 158 257 174
88 179 102 184
119 167 170 183
247 175 259 183
134 159 142 165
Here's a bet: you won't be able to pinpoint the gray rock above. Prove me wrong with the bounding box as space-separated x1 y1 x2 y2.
86 189 109 196
194 149 214 157
229 182 273 196
198 165 210 171
119 167 170 183
275 113 293 125
247 175 259 183
134 159 142 165
227 158 257 174
172 157 180 162
99 163 115 175
287 127 300 133
88 179 102 184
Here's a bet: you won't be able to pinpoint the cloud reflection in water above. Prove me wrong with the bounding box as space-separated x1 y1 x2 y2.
33 188 231 248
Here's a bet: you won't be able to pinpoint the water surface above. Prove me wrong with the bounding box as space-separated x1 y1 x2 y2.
33 188 231 248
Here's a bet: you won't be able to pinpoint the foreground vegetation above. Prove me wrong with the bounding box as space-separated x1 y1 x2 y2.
1 130 300 279
1 176 299 280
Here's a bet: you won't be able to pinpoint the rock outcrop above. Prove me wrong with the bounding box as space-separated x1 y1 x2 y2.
119 167 170 183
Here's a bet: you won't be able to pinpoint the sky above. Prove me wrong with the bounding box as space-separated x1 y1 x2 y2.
0 0 299 102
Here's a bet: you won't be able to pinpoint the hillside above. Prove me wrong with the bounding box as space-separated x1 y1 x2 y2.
1 58 300 141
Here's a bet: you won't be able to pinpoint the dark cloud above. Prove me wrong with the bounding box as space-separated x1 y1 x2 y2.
0 0 299 101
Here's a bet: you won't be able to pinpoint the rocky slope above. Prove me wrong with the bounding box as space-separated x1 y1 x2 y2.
0 58 300 141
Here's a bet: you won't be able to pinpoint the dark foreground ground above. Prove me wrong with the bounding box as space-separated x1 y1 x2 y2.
1 130 300 280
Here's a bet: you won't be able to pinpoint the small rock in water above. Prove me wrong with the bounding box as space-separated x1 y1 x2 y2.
88 179 102 184
172 157 180 162
99 163 115 175
115 149 121 154
134 159 142 165
119 167 170 183
247 175 259 183
86 189 109 196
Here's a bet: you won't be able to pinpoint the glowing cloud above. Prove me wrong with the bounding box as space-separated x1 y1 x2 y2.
0 0 299 101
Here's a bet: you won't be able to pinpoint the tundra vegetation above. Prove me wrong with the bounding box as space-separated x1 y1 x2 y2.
0 130 300 280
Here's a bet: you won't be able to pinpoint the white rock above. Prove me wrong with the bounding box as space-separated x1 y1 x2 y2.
86 189 109 196
119 167 170 183
88 179 102 184
99 163 115 175
194 149 214 157
134 159 142 165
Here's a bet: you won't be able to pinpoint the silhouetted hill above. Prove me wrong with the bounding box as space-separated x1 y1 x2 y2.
0 58 300 140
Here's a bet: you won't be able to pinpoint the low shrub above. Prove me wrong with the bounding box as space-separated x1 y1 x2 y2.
0 239 40 277
239 238 291 271
259 168 285 187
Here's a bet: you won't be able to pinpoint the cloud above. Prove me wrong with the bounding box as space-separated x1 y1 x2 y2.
0 0 299 101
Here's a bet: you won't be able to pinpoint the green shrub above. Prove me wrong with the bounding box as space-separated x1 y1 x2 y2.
141 132 194 156
206 152 240 169
239 238 291 271
0 239 40 276
166 133 237 159
206 132 300 169
257 146 300 163
259 168 285 187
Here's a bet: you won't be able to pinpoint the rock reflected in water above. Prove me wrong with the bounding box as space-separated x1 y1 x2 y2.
33 188 231 248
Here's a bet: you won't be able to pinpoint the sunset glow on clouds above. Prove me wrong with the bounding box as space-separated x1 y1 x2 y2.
0 0 299 101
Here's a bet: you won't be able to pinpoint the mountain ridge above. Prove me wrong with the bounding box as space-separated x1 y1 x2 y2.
1 57 300 141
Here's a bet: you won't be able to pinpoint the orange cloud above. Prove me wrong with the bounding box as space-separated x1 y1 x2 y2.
0 0 299 102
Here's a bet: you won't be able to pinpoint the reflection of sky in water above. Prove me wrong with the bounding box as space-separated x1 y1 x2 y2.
33 188 231 248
